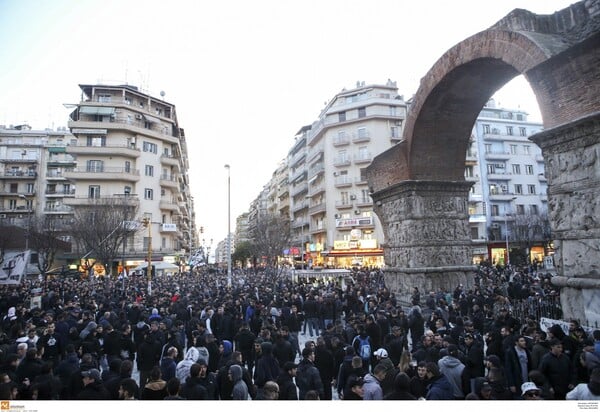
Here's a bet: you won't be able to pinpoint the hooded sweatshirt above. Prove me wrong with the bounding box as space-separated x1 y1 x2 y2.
229 364 249 400
79 322 97 340
362 373 383 400
438 355 465 398
176 347 200 383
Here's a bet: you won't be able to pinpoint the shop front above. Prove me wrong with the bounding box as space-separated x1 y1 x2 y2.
323 238 384 268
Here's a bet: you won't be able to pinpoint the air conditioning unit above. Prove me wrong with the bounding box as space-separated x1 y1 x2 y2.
350 194 356 200
334 214 341 219
0 214 5 219
333 172 338 177
491 223 500 228
135 114 143 120
354 210 361 215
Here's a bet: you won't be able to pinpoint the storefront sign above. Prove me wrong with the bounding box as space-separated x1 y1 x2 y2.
335 216 373 228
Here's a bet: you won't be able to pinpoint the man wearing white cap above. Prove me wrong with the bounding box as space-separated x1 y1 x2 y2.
373 348 395 397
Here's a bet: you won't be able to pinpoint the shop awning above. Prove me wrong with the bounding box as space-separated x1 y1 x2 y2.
79 106 115 116
48 147 66 153
324 248 384 257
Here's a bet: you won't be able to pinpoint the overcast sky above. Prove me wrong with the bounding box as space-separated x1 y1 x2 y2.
0 0 575 245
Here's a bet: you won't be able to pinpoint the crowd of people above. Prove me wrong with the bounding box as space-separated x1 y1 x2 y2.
0 263 598 401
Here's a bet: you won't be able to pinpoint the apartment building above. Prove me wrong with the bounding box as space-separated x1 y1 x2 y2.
290 80 408 268
468 98 548 265
65 83 196 273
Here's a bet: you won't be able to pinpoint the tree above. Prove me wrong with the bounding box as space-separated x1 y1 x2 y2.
250 213 291 268
511 211 552 265
69 196 139 277
231 240 254 268
29 216 71 276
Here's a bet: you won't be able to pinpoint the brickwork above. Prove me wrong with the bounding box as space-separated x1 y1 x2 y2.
367 0 600 323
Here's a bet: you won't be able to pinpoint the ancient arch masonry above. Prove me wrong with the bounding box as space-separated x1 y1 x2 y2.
366 1 600 324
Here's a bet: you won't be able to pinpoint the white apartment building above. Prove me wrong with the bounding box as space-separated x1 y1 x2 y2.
468 98 548 265
65 83 196 274
294 80 408 268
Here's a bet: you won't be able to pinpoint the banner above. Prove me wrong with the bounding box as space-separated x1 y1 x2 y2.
0 251 30 285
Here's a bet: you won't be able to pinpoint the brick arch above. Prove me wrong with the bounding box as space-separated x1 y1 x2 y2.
404 29 561 181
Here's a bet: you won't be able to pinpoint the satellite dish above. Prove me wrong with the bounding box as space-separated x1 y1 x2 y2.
160 91 165 99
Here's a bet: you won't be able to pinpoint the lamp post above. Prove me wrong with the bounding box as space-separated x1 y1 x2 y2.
225 164 232 287
142 217 152 296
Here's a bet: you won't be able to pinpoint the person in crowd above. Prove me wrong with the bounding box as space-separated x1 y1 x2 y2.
438 344 467 399
180 363 208 400
538 338 576 399
140 366 168 400
229 364 249 400
163 377 185 400
276 361 299 400
77 368 110 400
342 376 364 400
384 372 417 400
504 334 533 398
362 362 387 400
566 367 600 400
296 347 324 400
520 381 543 400
425 362 454 400
118 378 139 400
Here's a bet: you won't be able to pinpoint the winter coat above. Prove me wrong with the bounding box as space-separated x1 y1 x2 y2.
180 375 208 400
362 373 383 400
176 347 199 384
229 364 249 400
276 371 298 400
296 358 324 400
141 379 168 400
504 345 532 390
160 356 177 382
76 381 110 400
426 374 454 400
539 351 576 398
254 342 280 388
438 355 466 398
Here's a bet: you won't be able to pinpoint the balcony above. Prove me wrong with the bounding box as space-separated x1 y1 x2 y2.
333 157 351 167
309 221 327 234
291 219 309 229
355 198 373 207
291 182 308 197
308 182 325 197
68 117 178 143
43 205 74 214
160 154 180 166
335 201 353 210
334 176 353 188
333 135 350 146
45 188 75 197
489 192 517 201
540 193 548 202
159 199 179 211
306 145 324 164
0 206 33 214
160 174 178 188
0 191 35 197
484 151 511 160
355 176 368 186
354 152 372 164
308 202 326 215
538 173 547 182
46 154 76 166
46 171 70 180
0 170 37 179
64 167 140 182
64 195 139 206
292 200 309 212
0 158 38 164
352 131 371 143
487 172 512 181
465 151 478 162
308 163 325 179
67 143 141 158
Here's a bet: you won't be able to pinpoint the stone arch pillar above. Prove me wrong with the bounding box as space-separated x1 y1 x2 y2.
371 180 476 305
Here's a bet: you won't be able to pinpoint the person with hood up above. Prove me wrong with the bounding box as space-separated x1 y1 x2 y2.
567 367 600 400
425 362 454 400
437 344 467 399
79 321 97 341
175 346 200 384
229 364 249 400
253 341 280 395
384 372 417 400
217 339 233 369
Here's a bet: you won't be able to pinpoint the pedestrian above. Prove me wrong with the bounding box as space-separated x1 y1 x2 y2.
229 364 249 400
362 362 387 400
567 368 600 400
342 376 364 400
164 377 185 400
77 368 110 400
384 372 417 400
140 366 168 400
538 338 576 399
276 361 299 400
296 347 324 400
425 362 454 400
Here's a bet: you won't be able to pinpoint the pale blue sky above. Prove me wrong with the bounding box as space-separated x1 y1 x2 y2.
0 0 575 243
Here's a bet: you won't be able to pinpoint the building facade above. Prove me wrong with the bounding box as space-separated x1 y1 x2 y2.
65 83 196 274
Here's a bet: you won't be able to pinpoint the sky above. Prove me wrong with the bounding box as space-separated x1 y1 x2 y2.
0 0 576 245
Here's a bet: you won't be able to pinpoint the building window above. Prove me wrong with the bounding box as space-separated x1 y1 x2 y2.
523 145 531 155
145 188 153 200
528 184 536 194
26 183 34 193
357 127 368 138
124 186 131 195
145 165 154 176
506 126 513 135
510 144 518 154
483 124 490 134
391 126 400 138
98 94 112 103
530 205 539 215
512 164 521 174
485 144 492 153
491 204 499 216
88 185 100 199
516 204 525 215
86 160 104 173
525 164 534 175
389 106 397 116
519 127 527 136
358 107 366 118
125 161 131 173
143 141 158 153
514 184 523 194
465 166 474 178
361 189 370 203
338 112 346 122
86 136 106 147
487 164 496 174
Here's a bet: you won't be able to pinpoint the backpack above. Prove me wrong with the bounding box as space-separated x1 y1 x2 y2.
354 335 371 361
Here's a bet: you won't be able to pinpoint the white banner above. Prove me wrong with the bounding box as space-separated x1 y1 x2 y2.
0 251 30 284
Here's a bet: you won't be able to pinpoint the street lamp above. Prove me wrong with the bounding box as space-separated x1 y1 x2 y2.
225 164 232 287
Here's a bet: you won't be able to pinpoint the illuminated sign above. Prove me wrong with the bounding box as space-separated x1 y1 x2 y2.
335 216 373 228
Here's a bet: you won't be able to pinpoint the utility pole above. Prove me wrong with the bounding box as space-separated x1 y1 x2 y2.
142 217 152 296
